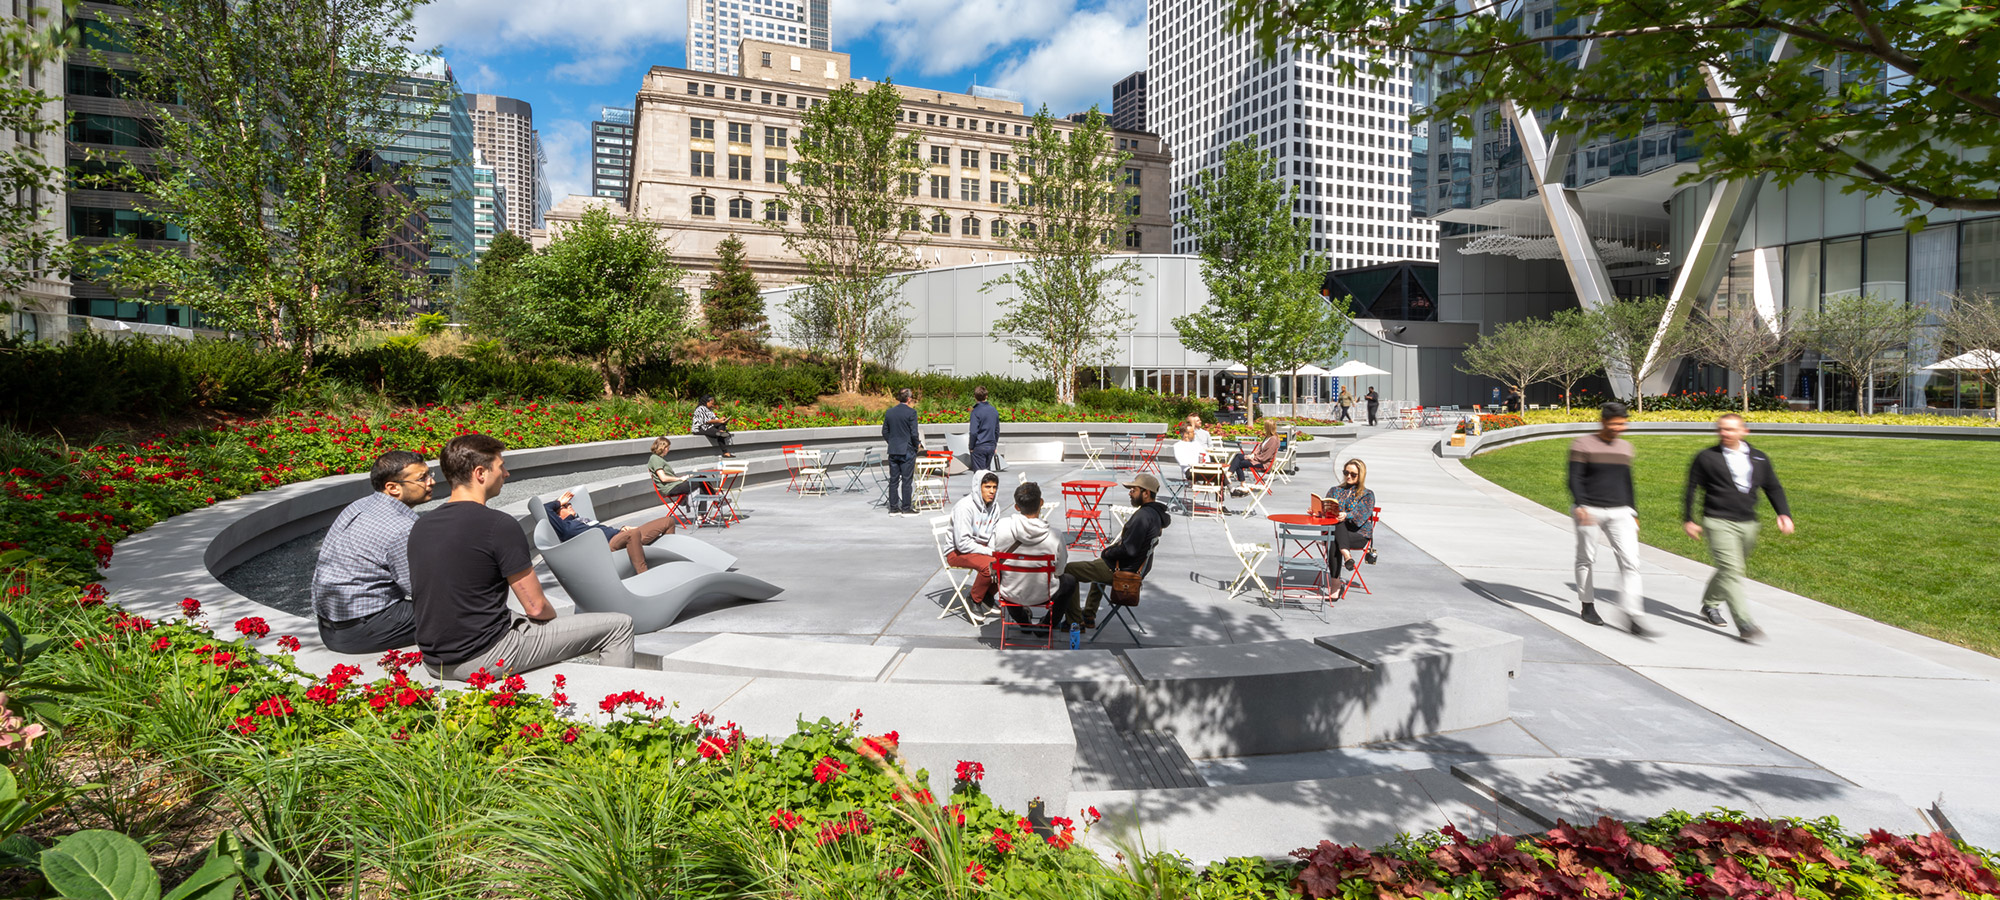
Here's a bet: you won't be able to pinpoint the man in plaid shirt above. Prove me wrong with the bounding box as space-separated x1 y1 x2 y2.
311 450 433 653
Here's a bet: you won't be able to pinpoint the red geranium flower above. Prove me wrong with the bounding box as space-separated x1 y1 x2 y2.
235 616 270 638
954 759 984 782
812 755 848 783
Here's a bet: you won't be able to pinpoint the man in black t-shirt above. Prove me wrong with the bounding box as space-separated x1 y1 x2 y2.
408 433 634 680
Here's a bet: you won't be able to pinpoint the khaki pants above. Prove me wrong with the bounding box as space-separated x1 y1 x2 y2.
1701 517 1760 629
428 612 635 682
607 514 677 573
1053 558 1116 625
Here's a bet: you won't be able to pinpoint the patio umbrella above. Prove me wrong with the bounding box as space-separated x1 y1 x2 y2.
1324 360 1391 377
1923 349 2000 370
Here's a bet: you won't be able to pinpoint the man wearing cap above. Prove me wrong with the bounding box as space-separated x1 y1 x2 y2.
1051 472 1173 631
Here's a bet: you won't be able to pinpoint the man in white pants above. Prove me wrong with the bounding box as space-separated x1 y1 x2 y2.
1568 402 1648 636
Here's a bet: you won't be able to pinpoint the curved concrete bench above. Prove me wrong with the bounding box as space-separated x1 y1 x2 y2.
1457 419 2000 458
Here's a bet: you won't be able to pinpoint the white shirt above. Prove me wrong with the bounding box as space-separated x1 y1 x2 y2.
1722 443 1753 494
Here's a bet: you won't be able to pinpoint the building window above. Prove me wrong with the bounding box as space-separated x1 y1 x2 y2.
728 122 751 143
764 126 788 147
989 181 1009 204
761 91 772 104
765 159 788 183
899 173 919 196
68 114 159 148
992 152 1009 171
929 146 949 165
764 200 788 222
960 148 980 168
687 81 701 95
729 198 753 219
930 214 949 234
692 195 716 217
728 154 751 180
690 151 715 177
1123 166 1141 186
1127 195 1141 216
1124 229 1141 248
929 175 948 198
761 51 773 67
691 117 714 140
961 217 980 237
960 178 978 201
901 211 922 230
993 220 1009 238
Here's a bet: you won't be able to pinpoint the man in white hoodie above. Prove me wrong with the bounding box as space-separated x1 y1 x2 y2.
990 481 1065 624
946 471 1006 609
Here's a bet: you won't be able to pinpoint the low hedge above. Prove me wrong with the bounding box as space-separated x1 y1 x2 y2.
1518 409 1997 428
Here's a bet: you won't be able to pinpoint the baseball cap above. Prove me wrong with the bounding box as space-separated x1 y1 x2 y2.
1122 473 1162 494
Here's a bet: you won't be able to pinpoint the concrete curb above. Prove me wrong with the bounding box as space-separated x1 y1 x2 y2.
1459 419 2000 457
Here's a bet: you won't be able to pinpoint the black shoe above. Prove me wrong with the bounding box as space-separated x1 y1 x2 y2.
1364 550 1378 565
1702 606 1728 627
1343 558 1357 571
1581 605 1605 626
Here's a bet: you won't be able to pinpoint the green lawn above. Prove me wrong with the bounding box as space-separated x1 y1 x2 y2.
1463 435 2000 657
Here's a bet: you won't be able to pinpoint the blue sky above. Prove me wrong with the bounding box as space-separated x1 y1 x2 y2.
413 0 1147 203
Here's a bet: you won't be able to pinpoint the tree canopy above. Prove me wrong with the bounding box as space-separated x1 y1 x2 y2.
506 207 691 396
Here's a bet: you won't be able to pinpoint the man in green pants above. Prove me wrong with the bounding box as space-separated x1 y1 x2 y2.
1682 414 1794 642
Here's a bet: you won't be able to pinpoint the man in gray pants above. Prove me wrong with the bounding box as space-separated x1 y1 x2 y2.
1682 413 1794 642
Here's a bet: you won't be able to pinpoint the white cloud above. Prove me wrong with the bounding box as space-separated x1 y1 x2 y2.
989 4 1144 116
536 117 593 202
839 0 1080 76
414 0 686 66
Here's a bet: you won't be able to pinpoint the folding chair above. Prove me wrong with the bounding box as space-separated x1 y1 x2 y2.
1090 536 1158 646
654 477 701 529
1109 433 1140 470
838 447 880 493
712 460 748 525
1274 519 1341 614
1076 432 1105 469
1271 433 1300 484
681 471 727 526
913 457 948 511
1062 482 1112 550
1334 507 1382 600
930 515 988 624
1187 464 1227 518
1220 518 1273 601
1159 471 1190 513
992 551 1056 649
925 449 955 497
794 449 829 496
1236 465 1274 519
872 452 894 508
781 445 808 493
1134 436 1167 475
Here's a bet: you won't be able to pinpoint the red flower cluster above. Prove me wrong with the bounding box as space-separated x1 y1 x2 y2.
253 695 293 718
276 635 301 652
361 670 433 710
697 722 744 760
815 810 874 846
769 809 803 831
518 723 544 740
811 755 848 783
859 730 900 758
180 597 202 616
965 862 988 885
1047 816 1077 850
77 584 107 607
599 689 665 714
954 759 985 783
991 826 1014 854
235 616 270 638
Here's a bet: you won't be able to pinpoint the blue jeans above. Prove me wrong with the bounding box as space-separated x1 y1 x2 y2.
968 445 996 472
887 454 914 511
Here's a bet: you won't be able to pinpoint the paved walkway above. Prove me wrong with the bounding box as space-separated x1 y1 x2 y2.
1351 428 2000 846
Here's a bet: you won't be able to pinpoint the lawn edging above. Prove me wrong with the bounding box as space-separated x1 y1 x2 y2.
1457 420 2000 457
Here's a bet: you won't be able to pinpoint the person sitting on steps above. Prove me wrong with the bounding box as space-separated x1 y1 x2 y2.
692 396 736 458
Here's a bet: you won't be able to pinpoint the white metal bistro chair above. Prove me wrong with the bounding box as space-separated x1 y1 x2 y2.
793 448 829 496
930 515 989 624
1220 518 1273 602
1271 434 1300 484
1076 432 1106 469
913 456 948 511
1236 464 1275 519
1188 463 1228 518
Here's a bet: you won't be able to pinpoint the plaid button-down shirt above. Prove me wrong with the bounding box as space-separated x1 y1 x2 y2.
311 491 419 623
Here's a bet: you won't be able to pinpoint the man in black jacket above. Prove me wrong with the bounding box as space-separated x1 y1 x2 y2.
967 386 1000 472
881 388 922 517
1051 473 1172 631
1682 413 1794 642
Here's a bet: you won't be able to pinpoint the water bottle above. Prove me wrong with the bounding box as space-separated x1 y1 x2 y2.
1068 624 1082 649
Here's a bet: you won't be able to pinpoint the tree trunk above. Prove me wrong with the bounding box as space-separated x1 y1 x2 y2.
598 360 618 397
1056 364 1074 407
839 358 861 396
1245 370 1256 424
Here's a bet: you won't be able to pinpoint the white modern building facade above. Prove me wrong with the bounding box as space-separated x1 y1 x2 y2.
1146 0 1438 269
684 0 830 75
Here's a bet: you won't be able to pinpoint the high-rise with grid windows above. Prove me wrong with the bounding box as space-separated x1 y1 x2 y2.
1147 0 1437 269
685 0 829 75
465 93 544 233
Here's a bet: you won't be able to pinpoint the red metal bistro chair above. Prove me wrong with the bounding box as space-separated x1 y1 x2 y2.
992 551 1058 649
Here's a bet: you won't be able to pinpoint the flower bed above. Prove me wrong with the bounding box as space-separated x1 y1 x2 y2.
1519 409 1997 428
0 571 1993 898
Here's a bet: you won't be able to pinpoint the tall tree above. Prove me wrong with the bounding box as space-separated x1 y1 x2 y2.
0 7 69 312
1239 0 2000 221
453 228 532 338
1546 308 1606 411
1460 318 1566 410
76 0 438 368
775 80 921 395
1172 138 1344 422
1938 292 2000 418
985 107 1145 406
1798 293 1926 414
1591 296 1694 411
1687 303 1796 412
508 207 692 396
702 233 766 337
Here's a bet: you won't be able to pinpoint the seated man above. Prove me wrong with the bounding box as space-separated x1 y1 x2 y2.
311 449 432 654
945 471 1005 610
990 481 1065 624
1184 414 1213 461
544 490 679 574
1051 473 1172 631
411 433 635 682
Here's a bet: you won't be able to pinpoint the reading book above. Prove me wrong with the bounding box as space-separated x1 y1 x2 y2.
1307 494 1339 518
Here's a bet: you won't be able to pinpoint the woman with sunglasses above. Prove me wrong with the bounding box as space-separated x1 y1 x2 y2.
1327 459 1376 586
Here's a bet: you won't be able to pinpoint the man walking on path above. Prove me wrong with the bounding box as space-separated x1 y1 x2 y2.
1365 387 1379 426
967 386 1000 472
1569 402 1648 635
882 388 922 517
1682 413 1793 642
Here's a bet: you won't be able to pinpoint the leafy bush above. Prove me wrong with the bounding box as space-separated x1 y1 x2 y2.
866 367 1057 406
0 335 305 426
1077 387 1209 423
1630 387 1792 412
635 360 839 407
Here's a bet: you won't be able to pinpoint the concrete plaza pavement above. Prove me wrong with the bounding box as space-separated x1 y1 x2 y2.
1350 427 2000 846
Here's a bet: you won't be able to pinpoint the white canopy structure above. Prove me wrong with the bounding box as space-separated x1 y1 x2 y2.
1325 360 1392 378
1924 350 2000 371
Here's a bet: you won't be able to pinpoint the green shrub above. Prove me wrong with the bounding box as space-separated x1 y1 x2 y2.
314 344 602 405
636 360 838 407
1077 387 1208 423
0 334 306 426
864 367 1057 406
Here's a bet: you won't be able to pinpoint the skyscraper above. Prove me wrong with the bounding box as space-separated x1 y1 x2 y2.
684 0 829 75
371 56 462 285
1147 0 1437 268
1110 71 1148 133
465 93 542 236
3 0 69 341
591 106 636 202
469 148 506 258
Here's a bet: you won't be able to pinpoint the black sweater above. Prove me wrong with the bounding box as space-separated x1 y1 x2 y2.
881 403 921 457
1683 442 1791 523
1103 500 1171 573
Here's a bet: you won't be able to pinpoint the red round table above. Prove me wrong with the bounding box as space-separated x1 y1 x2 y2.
1265 513 1341 526
1062 480 1118 549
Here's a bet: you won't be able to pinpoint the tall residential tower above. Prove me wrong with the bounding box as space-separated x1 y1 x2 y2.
684 0 829 74
465 93 544 233
1147 1 1436 268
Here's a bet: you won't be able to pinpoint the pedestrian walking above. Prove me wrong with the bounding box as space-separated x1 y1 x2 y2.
1337 388 1355 423
1569 402 1647 635
1681 413 1793 642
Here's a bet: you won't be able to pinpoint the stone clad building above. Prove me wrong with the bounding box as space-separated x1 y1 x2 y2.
542 40 1172 290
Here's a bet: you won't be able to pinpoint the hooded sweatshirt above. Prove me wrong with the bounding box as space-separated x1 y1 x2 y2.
989 511 1065 607
949 485 1004 555
1103 500 1171 573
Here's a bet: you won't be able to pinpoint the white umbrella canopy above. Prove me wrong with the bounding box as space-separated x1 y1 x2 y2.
1924 349 2000 371
1324 359 1391 377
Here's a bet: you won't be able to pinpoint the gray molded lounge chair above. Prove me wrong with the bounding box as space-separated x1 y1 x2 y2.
540 529 783 632
527 491 738 576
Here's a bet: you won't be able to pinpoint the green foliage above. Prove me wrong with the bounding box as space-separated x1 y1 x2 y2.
1237 0 2000 221
74 0 441 366
777 80 922 394
410 313 448 338
508 207 693 396
986 107 1144 405
1796 293 1928 414
702 233 768 337
453 229 535 339
1076 388 1210 423
316 342 603 406
40 828 270 900
1459 317 1569 405
865 369 1058 407
1171 137 1346 422
1592 297 1695 413
0 335 305 426
1544 308 1606 411
637 360 838 407
0 9 69 311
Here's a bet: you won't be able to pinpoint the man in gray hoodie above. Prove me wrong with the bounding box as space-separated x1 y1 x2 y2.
946 471 1005 610
990 481 1065 624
